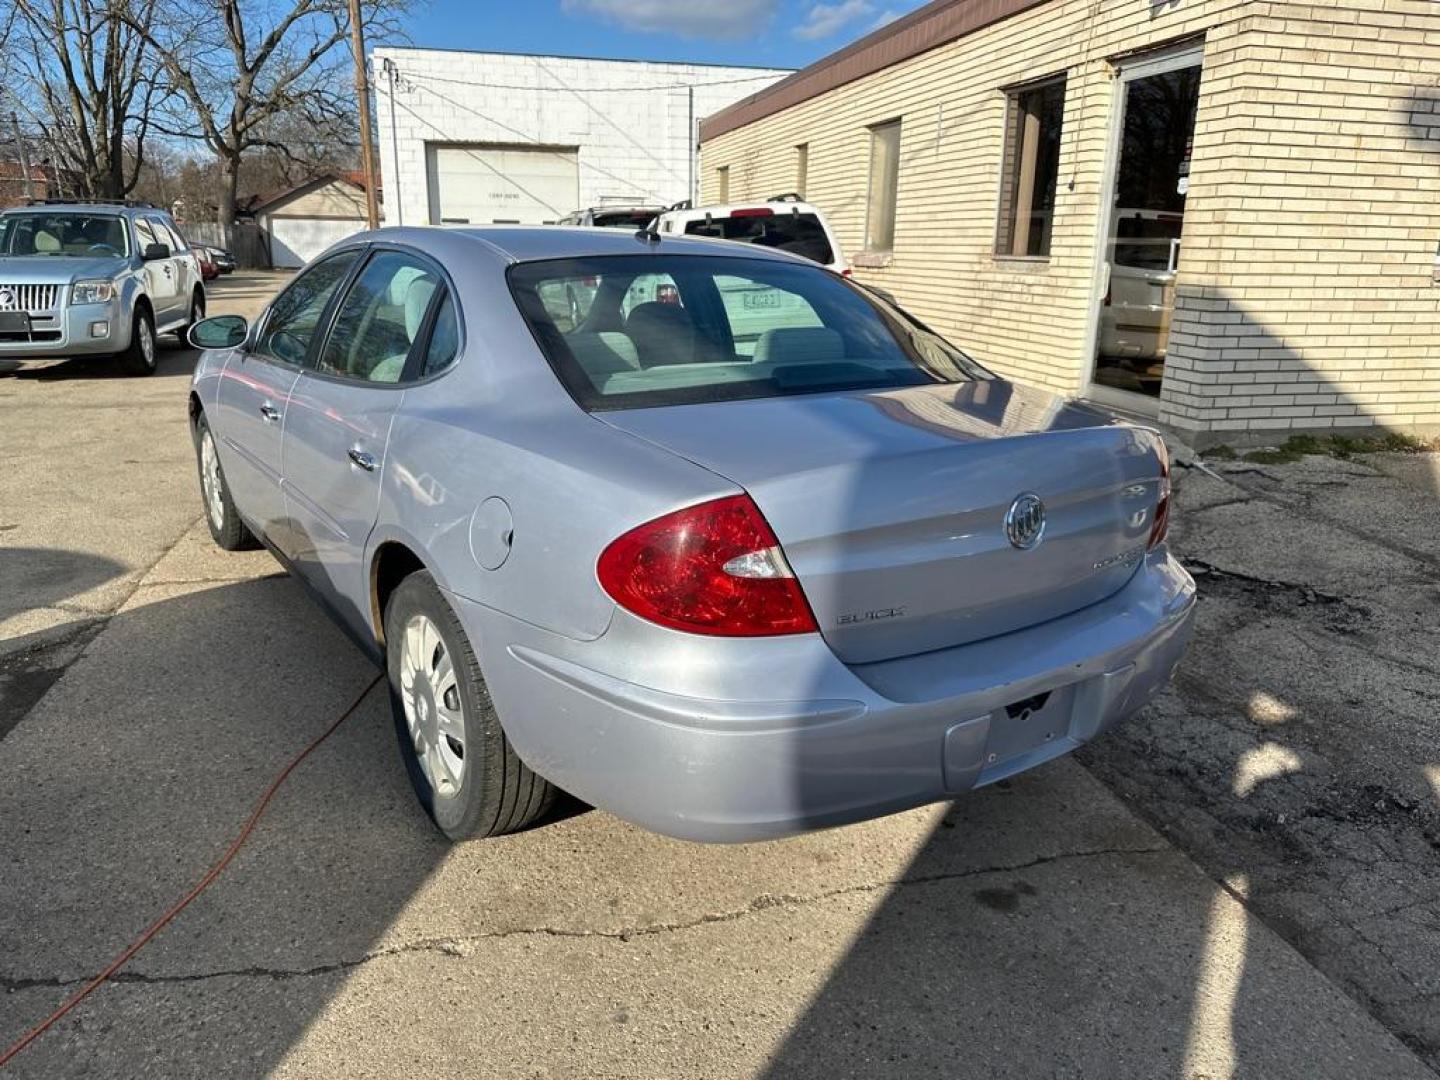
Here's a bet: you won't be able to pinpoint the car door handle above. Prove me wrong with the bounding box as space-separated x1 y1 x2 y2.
348 448 378 472
259 403 281 423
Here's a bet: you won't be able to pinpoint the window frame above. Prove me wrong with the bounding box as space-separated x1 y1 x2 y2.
994 74 1068 261
795 143 809 198
863 118 902 255
299 242 466 389
716 165 730 203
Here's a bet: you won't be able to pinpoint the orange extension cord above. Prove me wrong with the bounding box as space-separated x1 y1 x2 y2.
0 674 384 1070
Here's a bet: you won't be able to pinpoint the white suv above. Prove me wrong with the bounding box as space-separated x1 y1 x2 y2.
652 195 849 275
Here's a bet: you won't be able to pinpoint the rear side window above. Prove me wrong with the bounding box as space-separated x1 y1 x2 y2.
315 250 441 384
683 212 833 266
509 254 986 412
421 293 460 378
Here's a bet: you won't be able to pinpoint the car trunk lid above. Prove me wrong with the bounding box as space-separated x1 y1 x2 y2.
598 380 1167 664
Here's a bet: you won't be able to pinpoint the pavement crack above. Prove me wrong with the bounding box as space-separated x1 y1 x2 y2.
0 844 1170 991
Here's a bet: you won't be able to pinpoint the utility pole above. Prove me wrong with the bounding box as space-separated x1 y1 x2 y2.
10 113 34 200
383 58 403 226
346 0 381 230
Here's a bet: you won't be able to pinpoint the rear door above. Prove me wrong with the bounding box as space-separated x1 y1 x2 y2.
280 247 449 639
214 249 360 540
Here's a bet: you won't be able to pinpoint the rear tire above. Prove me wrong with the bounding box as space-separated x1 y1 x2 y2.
384 570 557 841
178 290 205 340
117 306 157 376
194 412 257 551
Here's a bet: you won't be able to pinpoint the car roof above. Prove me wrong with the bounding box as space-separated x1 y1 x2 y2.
1 204 135 216
659 200 820 219
359 225 810 267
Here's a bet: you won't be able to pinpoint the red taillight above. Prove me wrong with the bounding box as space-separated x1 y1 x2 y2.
1148 438 1171 549
729 207 774 219
597 495 818 637
840 267 853 277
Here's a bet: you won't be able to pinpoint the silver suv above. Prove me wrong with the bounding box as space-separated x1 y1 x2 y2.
0 200 206 375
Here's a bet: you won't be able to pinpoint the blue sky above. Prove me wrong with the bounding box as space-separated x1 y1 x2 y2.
400 0 931 70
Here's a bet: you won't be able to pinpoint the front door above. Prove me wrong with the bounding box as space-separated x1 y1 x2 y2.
280 248 444 640
1090 46 1204 404
213 249 361 540
134 216 182 324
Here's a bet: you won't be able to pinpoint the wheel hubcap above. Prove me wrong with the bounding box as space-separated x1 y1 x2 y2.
140 321 154 365
399 614 466 799
200 431 224 529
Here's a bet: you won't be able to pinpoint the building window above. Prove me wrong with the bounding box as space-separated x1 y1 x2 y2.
996 77 1066 258
795 143 809 197
864 120 901 253
717 165 730 203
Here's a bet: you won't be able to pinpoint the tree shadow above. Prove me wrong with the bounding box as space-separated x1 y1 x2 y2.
0 548 126 625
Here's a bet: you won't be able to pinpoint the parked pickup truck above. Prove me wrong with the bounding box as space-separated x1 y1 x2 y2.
0 200 206 375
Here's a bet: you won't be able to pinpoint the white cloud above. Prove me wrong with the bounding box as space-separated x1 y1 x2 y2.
794 0 876 40
869 7 902 30
562 0 780 39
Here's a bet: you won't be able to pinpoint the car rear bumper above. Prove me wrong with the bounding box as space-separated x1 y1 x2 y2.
454 550 1196 842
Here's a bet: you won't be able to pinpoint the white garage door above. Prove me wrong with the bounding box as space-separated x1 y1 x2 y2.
426 145 579 226
267 217 365 269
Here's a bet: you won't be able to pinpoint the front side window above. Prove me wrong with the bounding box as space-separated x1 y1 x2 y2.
510 254 987 412
133 216 158 251
315 250 442 384
0 213 130 258
997 77 1066 258
865 120 902 253
255 250 359 366
144 217 178 254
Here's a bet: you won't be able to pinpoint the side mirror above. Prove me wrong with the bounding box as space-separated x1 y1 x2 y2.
188 314 248 350
143 242 171 261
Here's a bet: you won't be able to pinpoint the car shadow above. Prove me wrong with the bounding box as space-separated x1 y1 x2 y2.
0 336 196 382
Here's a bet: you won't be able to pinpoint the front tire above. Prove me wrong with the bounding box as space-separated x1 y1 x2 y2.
118 306 157 376
384 571 556 841
194 412 256 551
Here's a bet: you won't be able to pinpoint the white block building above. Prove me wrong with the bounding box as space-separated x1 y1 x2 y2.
371 48 791 228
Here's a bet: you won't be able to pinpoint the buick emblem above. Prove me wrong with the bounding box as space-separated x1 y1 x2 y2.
1004 492 1046 550
0 288 15 312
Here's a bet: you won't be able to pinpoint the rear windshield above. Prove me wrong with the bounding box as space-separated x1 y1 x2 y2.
591 210 658 229
0 212 130 258
509 254 987 411
683 211 833 265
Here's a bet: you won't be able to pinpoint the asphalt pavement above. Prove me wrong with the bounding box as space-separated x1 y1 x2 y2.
0 272 1434 1078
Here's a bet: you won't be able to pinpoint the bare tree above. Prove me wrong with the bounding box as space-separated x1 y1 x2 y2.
129 0 403 225
11 0 163 199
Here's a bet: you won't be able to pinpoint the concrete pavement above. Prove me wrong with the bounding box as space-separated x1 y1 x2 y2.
0 272 1436 1077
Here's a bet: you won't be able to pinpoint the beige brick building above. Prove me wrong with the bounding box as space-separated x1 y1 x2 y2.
698 0 1440 443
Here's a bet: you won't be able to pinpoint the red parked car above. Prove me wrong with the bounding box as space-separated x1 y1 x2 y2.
194 245 219 281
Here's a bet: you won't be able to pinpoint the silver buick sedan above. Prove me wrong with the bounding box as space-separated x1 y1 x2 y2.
187 226 1196 843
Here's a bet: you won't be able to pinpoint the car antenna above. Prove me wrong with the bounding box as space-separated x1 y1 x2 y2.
635 218 662 245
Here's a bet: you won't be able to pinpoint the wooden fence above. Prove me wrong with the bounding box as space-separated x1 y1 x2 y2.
184 221 269 270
